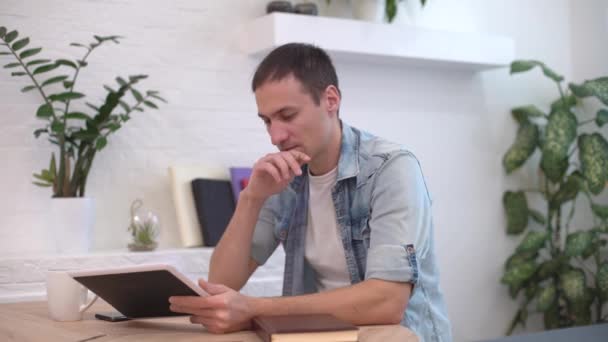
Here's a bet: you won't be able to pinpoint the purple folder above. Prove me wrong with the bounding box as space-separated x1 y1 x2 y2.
229 167 252 203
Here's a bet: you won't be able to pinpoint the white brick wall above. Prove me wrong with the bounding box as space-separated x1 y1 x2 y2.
0 247 285 303
1 1 597 341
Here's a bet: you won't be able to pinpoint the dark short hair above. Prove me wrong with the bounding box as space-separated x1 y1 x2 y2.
251 43 340 105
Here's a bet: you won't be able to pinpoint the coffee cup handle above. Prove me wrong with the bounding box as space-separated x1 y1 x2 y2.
79 291 98 314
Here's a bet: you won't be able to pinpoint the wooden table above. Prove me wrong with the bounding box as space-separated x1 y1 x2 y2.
0 301 418 341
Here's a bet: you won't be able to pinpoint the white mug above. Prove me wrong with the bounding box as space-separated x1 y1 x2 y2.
46 270 98 321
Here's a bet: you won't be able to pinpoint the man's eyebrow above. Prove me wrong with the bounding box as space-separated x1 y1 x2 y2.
258 106 297 119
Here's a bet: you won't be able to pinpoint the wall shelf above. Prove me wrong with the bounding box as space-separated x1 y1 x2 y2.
240 13 515 71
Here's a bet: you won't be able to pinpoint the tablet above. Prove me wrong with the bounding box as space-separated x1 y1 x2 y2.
69 264 207 318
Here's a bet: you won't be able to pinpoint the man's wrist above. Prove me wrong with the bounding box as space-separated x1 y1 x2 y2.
239 188 267 207
248 296 284 317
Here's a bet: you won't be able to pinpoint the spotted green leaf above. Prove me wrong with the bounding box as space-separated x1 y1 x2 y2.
504 123 539 173
578 133 608 194
537 258 562 280
511 105 545 124
560 269 586 301
503 191 529 235
596 109 608 127
550 95 577 113
536 284 556 312
591 203 608 220
569 77 608 106
598 263 608 301
517 231 548 254
541 110 578 182
510 60 564 82
551 172 582 207
564 231 593 257
502 260 537 289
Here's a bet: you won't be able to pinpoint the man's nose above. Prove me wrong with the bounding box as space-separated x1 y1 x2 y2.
269 122 288 147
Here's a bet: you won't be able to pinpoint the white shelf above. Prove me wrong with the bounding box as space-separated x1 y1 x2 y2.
240 13 515 71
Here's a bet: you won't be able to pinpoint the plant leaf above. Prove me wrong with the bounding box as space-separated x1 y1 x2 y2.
537 258 562 280
564 231 594 257
0 26 6 38
578 133 608 194
510 60 564 82
512 105 545 123
598 263 608 301
516 231 548 254
502 260 537 289
36 103 53 118
41 75 69 87
65 112 92 120
118 100 130 112
116 77 127 86
49 91 85 102
21 85 36 93
528 209 546 225
503 122 538 173
540 110 578 182
19 47 41 59
569 77 608 105
591 203 608 220
55 59 78 69
26 59 51 67
11 71 26 76
536 284 556 312
50 120 65 133
4 30 18 43
550 95 577 113
596 109 608 127
386 0 397 22
143 100 158 109
131 88 143 102
148 93 167 103
32 63 59 75
33 128 48 138
12 37 29 51
70 42 89 49
560 269 586 301
551 172 582 207
503 191 529 235
3 62 21 69
95 136 107 150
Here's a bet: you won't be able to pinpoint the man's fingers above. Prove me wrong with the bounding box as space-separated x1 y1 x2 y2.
260 163 282 183
282 152 303 176
289 150 310 165
169 295 223 310
268 154 291 180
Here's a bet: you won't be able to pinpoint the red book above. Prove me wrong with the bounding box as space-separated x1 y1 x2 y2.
252 314 358 342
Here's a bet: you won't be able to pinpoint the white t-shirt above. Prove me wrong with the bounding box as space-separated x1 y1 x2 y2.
304 166 351 292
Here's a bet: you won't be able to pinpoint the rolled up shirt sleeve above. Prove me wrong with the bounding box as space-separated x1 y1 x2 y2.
250 195 280 266
364 151 432 285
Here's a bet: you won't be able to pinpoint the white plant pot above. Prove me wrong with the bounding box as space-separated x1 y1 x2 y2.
49 198 95 254
352 0 385 22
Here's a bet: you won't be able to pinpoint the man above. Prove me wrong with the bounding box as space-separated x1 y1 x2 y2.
169 43 452 341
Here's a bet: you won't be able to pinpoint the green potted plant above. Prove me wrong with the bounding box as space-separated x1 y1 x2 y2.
501 59 608 334
0 26 166 253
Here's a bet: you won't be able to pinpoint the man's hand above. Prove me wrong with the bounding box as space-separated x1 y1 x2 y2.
169 279 255 334
243 150 310 201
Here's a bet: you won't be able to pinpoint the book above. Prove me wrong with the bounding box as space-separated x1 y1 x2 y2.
168 165 229 247
229 167 252 203
252 314 359 342
191 178 235 247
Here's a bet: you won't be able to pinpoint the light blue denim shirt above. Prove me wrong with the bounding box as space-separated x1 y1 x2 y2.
250 122 452 342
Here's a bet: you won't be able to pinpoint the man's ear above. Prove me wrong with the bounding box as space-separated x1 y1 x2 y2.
324 85 341 116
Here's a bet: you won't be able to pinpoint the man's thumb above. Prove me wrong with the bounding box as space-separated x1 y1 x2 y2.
199 278 229 295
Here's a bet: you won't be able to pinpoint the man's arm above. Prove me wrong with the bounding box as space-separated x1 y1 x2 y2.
208 190 263 290
169 278 411 334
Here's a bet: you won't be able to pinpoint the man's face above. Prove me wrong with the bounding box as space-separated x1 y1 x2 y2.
254 74 337 161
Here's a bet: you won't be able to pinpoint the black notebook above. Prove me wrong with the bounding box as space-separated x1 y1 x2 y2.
191 178 235 246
